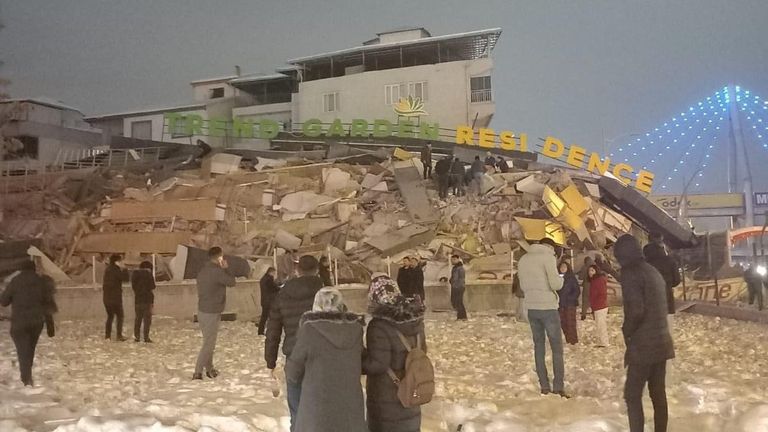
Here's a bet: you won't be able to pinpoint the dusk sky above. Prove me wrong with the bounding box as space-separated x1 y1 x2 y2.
2 0 768 165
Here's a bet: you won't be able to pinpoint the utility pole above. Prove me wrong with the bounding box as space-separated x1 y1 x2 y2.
727 85 754 228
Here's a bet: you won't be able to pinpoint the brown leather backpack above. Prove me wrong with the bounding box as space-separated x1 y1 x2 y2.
387 331 435 408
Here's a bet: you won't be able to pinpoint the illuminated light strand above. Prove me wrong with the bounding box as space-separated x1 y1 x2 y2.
657 114 727 191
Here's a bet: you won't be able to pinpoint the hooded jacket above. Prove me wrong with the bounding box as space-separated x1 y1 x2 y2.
517 244 564 310
131 269 155 305
0 270 56 328
615 235 675 365
265 274 323 369
363 303 427 432
286 311 368 432
559 270 580 308
643 242 681 314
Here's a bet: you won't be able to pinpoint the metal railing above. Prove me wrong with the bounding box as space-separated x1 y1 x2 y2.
471 89 493 103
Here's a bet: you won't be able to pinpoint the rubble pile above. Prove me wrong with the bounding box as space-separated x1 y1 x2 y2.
0 148 635 285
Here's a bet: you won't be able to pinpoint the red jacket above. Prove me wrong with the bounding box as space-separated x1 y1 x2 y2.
589 275 608 311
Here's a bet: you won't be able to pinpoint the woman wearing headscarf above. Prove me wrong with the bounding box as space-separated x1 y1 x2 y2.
363 275 427 432
285 287 367 432
558 261 580 345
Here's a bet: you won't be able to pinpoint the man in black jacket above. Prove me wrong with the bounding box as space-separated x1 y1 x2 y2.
265 255 323 431
103 254 129 341
615 234 675 432
258 267 279 335
131 261 155 343
450 158 466 197
421 142 433 179
396 257 414 298
434 155 452 199
1 260 57 386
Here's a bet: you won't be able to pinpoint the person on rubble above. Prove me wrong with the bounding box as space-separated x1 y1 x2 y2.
103 254 130 341
363 274 427 432
588 264 610 347
517 238 568 397
0 260 57 386
413 256 426 303
435 155 452 199
496 156 510 173
558 262 580 345
615 234 674 432
258 267 279 336
643 233 683 320
743 264 765 311
131 261 155 343
450 157 466 197
286 288 367 432
449 255 467 320
265 255 324 431
580 256 595 320
421 142 433 180
484 151 496 168
471 156 485 195
193 247 237 380
318 256 333 287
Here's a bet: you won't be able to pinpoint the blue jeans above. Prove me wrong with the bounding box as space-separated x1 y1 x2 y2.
287 379 301 431
528 309 565 392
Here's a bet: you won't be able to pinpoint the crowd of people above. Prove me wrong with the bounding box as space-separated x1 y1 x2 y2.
426 144 511 199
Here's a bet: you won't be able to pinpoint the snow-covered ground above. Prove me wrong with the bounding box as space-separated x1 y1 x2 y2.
1 311 767 432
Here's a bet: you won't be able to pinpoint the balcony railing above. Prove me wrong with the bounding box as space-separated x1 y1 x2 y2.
471 89 493 103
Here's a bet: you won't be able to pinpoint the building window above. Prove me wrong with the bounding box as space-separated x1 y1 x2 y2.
408 81 428 102
131 120 153 140
2 135 39 160
323 92 340 113
470 76 492 103
385 84 406 105
209 87 225 99
169 117 190 138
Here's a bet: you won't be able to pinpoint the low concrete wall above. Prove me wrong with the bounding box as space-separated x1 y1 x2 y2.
44 280 518 321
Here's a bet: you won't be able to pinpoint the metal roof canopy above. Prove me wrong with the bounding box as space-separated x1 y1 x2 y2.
288 28 502 65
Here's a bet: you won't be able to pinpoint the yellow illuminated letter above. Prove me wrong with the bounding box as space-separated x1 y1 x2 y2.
566 145 587 169
612 163 633 184
542 136 565 159
587 153 611 175
635 170 655 193
519 133 528 152
455 126 475 145
478 128 496 148
499 131 516 151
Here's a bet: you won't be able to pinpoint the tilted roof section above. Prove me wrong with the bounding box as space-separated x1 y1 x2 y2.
229 73 292 85
1 97 83 114
84 103 205 121
288 27 502 64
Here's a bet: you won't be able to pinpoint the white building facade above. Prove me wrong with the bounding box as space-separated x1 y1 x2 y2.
86 27 502 148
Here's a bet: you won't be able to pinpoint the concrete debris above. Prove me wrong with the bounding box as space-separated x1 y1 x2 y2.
279 191 337 221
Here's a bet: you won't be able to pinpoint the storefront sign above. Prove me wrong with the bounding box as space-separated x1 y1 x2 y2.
651 194 745 211
164 113 656 192
754 192 768 206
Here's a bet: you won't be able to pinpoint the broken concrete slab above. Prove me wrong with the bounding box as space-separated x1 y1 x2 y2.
77 232 193 254
209 153 243 175
322 167 360 195
275 229 302 250
279 191 337 221
365 224 435 257
515 175 547 195
393 160 437 224
104 198 225 222
27 246 71 283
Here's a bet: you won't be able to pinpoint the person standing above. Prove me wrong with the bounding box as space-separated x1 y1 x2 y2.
265 255 324 431
496 156 510 173
435 155 452 199
558 262 580 345
470 156 485 195
397 257 415 298
484 151 496 168
278 250 299 283
615 234 675 432
644 233 682 318
450 158 465 197
420 142 433 180
449 255 467 320
412 257 426 303
193 247 236 380
285 288 367 432
517 238 567 397
579 256 595 320
258 267 279 336
103 254 129 341
318 256 333 287
131 261 155 343
744 265 765 311
0 260 57 386
588 265 610 347
364 275 427 432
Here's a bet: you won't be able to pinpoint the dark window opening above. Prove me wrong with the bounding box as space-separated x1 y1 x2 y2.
2 135 39 160
210 87 225 99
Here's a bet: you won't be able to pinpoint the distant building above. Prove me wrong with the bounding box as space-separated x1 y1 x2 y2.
86 27 502 149
1 98 99 165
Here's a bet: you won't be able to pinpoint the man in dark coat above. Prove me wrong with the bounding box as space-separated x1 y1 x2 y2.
420 142 432 180
193 247 237 380
450 158 466 197
103 254 129 341
412 257 426 303
743 265 765 311
615 234 675 432
286 288 367 432
397 257 415 298
364 275 427 432
318 256 333 287
258 267 279 336
496 156 510 173
131 261 155 343
470 156 485 195
449 255 467 320
434 155 452 199
579 256 595 320
643 233 681 315
0 260 57 386
265 255 324 431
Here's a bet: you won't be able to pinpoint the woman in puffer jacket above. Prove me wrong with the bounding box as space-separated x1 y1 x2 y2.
363 275 427 432
588 265 610 347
